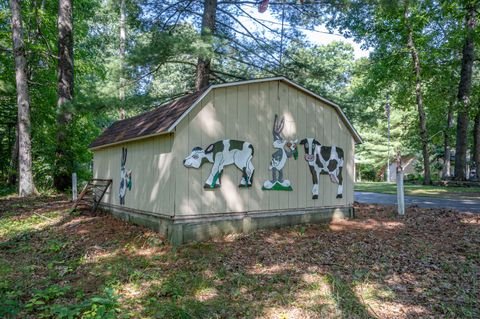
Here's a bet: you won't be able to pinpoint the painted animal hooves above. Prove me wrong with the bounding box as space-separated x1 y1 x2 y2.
336 194 343 199
312 195 318 199
204 183 220 189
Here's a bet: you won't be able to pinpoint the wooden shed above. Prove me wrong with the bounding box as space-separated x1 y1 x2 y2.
89 77 362 244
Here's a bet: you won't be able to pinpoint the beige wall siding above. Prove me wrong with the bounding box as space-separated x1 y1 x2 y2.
172 81 355 216
93 80 355 217
93 134 174 216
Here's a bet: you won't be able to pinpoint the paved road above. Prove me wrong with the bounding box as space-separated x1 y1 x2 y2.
355 191 480 213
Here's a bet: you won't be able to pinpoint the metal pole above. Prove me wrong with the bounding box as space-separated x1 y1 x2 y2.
386 95 391 182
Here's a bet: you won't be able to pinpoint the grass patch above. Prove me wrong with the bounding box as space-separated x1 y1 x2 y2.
0 211 61 241
355 182 480 198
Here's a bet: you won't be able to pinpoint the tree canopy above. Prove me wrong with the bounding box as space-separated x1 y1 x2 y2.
1 0 479 193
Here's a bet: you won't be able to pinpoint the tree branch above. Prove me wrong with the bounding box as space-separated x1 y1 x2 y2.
228 55 279 75
210 68 246 80
217 7 279 58
0 46 12 53
214 33 280 69
161 0 195 31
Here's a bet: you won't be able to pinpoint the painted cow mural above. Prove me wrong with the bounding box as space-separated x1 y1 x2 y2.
183 139 255 189
299 138 344 199
119 147 132 205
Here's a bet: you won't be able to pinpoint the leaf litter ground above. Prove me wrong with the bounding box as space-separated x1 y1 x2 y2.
0 195 479 318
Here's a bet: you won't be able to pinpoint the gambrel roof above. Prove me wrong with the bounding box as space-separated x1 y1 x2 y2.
89 77 362 150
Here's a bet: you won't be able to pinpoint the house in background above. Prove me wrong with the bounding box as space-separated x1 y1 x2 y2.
387 156 417 182
382 153 475 182
89 77 362 244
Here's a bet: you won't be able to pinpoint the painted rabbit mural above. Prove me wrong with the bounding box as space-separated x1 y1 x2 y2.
119 147 132 205
263 115 298 191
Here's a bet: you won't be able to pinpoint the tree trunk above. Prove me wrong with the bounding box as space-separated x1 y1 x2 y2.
8 123 19 187
405 6 430 185
119 0 126 119
54 0 74 191
442 107 453 179
454 5 476 180
10 0 36 196
473 112 480 179
195 0 217 91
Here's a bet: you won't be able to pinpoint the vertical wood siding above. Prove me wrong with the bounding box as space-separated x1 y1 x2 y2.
93 80 355 217
93 134 174 216
172 81 355 216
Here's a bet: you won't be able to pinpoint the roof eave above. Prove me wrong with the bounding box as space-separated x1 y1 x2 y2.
168 76 363 144
166 76 287 133
91 76 362 150
277 77 363 144
167 76 363 144
88 131 173 151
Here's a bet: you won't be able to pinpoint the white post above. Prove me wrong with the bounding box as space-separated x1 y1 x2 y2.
395 151 404 216
72 172 77 202
386 95 391 183
396 170 405 216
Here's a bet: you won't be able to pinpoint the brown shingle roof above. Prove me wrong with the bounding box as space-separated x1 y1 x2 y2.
89 87 208 149
89 77 363 149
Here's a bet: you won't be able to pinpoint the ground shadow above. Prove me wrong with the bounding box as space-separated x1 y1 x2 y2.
0 199 479 318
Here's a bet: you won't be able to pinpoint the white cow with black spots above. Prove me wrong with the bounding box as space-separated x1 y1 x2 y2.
183 139 255 189
299 138 344 199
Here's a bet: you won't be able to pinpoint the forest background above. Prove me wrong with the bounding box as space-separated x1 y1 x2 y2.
1 0 479 196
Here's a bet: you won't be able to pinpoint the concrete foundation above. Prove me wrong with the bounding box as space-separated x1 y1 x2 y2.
100 204 354 245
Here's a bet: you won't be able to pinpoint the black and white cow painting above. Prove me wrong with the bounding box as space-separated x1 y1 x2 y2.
183 139 255 189
299 138 344 199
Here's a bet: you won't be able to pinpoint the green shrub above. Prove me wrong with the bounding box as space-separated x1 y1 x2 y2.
23 285 121 319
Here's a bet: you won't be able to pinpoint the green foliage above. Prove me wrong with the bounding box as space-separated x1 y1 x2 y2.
1 0 479 189
25 285 70 313
1 195 480 317
0 185 16 197
283 41 356 103
355 181 480 197
21 286 121 319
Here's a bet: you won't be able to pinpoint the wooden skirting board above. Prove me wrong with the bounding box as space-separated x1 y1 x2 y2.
98 202 354 245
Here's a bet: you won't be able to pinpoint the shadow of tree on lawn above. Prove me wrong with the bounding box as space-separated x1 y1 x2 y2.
1 200 479 318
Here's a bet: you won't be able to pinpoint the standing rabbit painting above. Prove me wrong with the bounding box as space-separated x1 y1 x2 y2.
263 115 298 191
119 147 132 205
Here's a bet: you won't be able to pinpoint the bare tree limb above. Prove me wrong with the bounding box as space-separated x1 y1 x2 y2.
217 7 278 58
0 46 13 53
214 33 280 69
210 68 246 80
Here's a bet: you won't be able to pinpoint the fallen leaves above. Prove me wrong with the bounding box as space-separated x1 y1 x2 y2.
1 197 479 318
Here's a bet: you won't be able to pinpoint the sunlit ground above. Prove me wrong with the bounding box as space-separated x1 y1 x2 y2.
0 195 479 318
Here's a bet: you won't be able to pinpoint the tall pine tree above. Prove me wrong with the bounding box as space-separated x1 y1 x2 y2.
10 0 36 196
